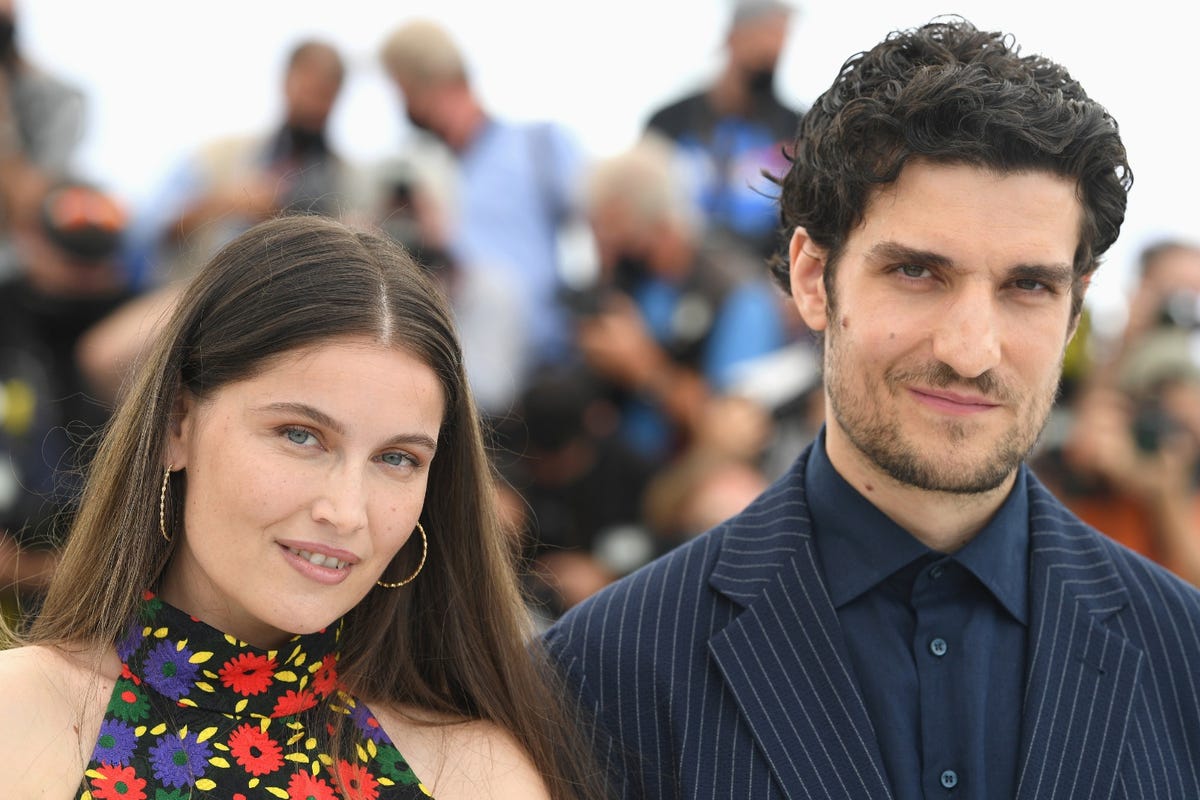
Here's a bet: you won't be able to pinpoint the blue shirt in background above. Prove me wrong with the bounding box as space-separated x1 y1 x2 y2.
455 118 583 370
805 428 1029 799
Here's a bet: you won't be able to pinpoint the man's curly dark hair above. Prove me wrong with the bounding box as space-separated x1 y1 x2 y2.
770 17 1132 318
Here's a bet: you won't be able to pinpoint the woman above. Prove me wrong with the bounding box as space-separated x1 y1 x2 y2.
0 216 606 799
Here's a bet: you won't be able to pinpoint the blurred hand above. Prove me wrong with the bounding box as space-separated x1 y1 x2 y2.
0 533 58 593
696 396 772 460
1065 388 1196 503
577 294 664 389
1064 388 1141 484
534 551 615 610
217 173 280 222
1162 381 1200 445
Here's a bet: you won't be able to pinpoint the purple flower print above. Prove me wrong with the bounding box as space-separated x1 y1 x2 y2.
115 618 142 662
142 640 199 700
91 719 137 767
147 731 212 788
349 698 389 743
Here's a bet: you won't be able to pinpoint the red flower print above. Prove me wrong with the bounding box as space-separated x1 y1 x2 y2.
227 723 284 776
90 763 148 800
119 663 141 685
218 651 278 696
286 771 338 800
271 688 318 717
335 760 380 800
311 654 339 698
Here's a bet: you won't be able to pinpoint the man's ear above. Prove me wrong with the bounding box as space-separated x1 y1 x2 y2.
788 227 829 332
164 391 196 470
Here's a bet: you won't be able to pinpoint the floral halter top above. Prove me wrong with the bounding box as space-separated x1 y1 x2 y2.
79 591 433 799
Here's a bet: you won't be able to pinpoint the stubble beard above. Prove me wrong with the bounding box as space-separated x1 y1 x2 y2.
823 313 1062 495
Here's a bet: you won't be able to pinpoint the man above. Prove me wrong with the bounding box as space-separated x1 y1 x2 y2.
575 138 787 466
645 0 801 262
0 0 84 278
1 180 134 620
379 19 586 389
544 18 1200 799
135 39 366 284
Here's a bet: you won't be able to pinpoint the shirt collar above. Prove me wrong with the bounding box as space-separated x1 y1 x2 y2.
806 426 1030 624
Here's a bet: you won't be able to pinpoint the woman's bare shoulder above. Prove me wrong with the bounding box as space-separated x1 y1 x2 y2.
370 703 551 800
0 643 118 798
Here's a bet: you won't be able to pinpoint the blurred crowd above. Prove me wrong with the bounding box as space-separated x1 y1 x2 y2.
2 0 1198 627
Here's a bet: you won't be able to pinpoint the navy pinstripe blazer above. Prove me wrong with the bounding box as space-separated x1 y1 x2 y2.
544 445 1200 799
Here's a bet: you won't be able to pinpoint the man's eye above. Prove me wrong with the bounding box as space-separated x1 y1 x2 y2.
284 428 316 446
898 264 930 279
1014 279 1049 292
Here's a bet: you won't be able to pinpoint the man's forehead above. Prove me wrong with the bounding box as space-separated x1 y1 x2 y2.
853 162 1083 245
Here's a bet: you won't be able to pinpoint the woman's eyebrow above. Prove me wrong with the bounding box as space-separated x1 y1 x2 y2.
256 401 344 434
254 401 438 452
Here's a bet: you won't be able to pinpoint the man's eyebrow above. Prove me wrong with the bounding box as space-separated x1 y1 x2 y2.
255 401 439 453
1008 263 1076 288
866 242 954 269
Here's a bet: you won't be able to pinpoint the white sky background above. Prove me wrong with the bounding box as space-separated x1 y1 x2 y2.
17 0 1200 334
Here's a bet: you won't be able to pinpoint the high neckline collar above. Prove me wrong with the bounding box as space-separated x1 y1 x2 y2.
118 591 343 719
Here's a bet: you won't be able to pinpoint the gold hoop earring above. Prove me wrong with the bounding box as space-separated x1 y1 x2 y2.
159 465 174 542
376 522 427 588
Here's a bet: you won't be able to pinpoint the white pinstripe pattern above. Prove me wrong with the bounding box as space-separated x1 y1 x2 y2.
545 451 1200 799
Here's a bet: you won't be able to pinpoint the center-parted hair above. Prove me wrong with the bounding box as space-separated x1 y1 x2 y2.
29 215 604 800
770 17 1132 317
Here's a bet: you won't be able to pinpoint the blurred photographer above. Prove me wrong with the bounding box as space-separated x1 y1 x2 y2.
374 159 530 418
1036 241 1200 585
575 137 788 468
0 0 85 278
0 181 134 619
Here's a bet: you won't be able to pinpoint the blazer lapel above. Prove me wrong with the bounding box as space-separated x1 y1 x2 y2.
706 454 894 800
1015 476 1144 800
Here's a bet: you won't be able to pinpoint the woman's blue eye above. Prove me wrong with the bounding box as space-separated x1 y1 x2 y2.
285 428 315 446
381 452 413 468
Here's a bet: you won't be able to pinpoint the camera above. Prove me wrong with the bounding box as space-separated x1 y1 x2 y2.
558 285 612 319
1131 400 1182 453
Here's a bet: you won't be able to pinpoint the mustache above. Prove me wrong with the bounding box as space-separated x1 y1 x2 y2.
886 362 1021 405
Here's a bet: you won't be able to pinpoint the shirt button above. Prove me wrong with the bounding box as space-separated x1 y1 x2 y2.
930 563 945 579
930 637 948 657
940 769 959 789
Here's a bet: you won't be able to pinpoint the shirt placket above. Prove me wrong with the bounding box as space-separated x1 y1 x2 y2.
912 556 968 797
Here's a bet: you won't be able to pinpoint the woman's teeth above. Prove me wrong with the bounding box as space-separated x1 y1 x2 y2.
287 547 348 570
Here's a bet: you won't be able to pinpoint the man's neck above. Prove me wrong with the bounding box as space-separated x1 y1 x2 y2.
708 65 753 117
441 97 487 153
822 423 1017 554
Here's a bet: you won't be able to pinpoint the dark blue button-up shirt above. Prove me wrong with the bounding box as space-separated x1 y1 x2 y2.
806 429 1029 799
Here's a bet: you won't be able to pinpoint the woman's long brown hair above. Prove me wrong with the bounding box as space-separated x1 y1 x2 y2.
26 215 607 800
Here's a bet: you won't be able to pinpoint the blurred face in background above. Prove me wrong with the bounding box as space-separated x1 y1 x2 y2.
727 9 791 89
284 45 344 133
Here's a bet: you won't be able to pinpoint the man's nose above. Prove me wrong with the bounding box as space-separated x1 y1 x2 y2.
930 284 1002 380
